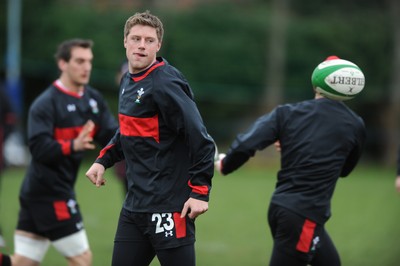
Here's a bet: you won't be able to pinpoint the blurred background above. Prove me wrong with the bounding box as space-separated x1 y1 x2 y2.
1 1 400 265
1 0 399 165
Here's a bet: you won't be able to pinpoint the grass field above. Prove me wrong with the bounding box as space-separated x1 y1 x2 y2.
1 159 399 265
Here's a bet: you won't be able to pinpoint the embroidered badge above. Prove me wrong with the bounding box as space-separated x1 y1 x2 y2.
135 88 144 104
67 104 76 112
89 98 99 114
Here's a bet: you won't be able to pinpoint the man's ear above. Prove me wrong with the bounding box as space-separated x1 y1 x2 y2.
58 59 66 72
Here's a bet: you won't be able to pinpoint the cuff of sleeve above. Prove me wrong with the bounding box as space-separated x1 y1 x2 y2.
189 192 209 202
95 158 111 169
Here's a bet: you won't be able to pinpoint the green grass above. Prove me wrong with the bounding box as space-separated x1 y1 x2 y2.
1 160 399 265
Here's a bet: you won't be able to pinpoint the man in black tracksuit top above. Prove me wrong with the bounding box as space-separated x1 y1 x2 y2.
20 81 117 205
215 60 366 265
22 82 117 194
0 39 118 266
86 11 215 266
96 57 214 214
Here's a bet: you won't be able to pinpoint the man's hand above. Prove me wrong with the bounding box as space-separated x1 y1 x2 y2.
274 141 281 152
395 176 400 193
86 163 107 188
73 120 95 152
181 198 208 219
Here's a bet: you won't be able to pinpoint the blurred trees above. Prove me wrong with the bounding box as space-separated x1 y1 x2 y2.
262 0 290 112
0 0 397 164
383 0 400 164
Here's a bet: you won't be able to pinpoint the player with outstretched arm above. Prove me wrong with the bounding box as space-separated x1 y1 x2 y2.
215 56 366 266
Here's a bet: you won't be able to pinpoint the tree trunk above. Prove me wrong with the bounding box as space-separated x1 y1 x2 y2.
261 0 290 113
382 0 400 165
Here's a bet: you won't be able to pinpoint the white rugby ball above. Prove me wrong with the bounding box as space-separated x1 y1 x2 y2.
311 57 365 100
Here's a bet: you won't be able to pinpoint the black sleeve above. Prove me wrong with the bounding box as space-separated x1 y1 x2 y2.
221 108 280 175
28 96 66 163
92 93 119 147
95 128 125 168
340 118 366 177
154 72 215 201
397 147 400 176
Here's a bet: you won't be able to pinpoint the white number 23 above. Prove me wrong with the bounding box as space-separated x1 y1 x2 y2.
151 213 174 233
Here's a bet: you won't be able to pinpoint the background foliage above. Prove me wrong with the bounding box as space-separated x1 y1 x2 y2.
1 1 400 265
0 0 398 160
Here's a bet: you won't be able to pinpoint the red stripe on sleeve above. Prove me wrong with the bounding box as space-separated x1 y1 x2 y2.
54 126 81 140
54 125 97 155
119 114 159 143
188 180 209 195
53 201 71 221
54 125 97 140
97 144 115 159
296 219 316 253
57 139 72 155
173 212 187 238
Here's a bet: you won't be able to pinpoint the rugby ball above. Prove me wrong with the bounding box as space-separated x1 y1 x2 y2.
311 56 365 100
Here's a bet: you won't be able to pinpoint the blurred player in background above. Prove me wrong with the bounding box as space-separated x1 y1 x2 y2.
85 11 215 266
0 86 18 248
0 38 118 266
215 56 366 266
395 151 400 192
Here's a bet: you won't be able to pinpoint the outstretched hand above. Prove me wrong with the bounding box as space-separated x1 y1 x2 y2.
274 141 281 152
86 163 107 188
214 153 226 175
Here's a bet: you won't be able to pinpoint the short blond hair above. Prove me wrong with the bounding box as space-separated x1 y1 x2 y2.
124 10 164 42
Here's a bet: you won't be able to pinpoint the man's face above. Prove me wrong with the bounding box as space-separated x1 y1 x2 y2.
124 24 161 74
59 47 93 87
